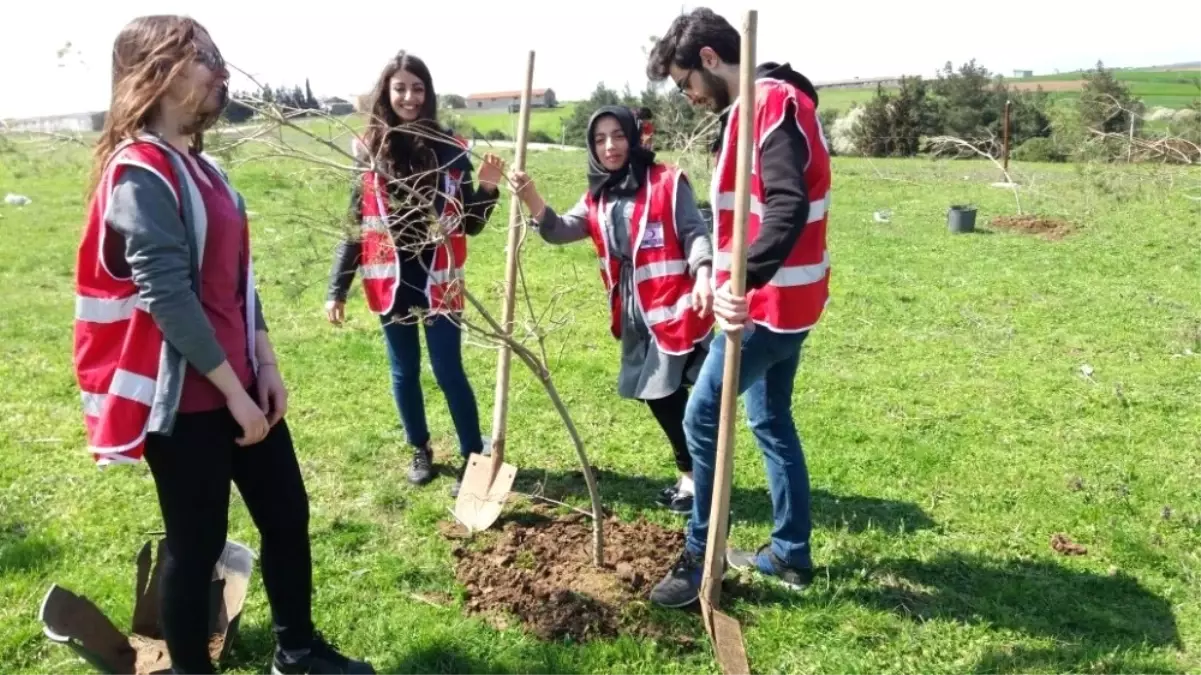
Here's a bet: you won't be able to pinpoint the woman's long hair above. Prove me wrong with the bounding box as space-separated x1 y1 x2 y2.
88 15 217 193
360 52 443 202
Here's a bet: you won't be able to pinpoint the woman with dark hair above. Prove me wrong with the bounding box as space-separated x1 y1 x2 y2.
510 105 714 513
325 52 504 495
72 14 372 674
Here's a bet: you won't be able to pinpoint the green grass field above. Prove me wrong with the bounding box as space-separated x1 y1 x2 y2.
1027 68 1200 109
814 67 1201 113
1 130 1199 674
447 104 577 141
812 88 881 113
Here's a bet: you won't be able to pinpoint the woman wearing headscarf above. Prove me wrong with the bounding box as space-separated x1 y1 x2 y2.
510 105 714 513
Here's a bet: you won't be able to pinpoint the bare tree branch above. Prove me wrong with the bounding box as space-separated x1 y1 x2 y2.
928 134 1023 214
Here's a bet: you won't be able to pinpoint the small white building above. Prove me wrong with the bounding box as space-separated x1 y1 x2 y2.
1013 69 1034 78
3 111 106 133
320 97 356 115
465 88 556 111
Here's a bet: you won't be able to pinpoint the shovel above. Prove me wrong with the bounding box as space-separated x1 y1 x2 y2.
699 9 757 675
453 50 536 532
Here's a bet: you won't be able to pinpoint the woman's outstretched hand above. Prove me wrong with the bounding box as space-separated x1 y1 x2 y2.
477 153 506 193
509 169 545 220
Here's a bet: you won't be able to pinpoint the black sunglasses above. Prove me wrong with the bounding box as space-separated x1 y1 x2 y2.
194 46 225 73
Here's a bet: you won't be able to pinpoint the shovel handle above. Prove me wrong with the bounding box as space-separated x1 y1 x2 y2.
488 51 536 462
701 8 757 612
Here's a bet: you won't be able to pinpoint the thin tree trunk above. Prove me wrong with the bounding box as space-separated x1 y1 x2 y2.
463 289 604 566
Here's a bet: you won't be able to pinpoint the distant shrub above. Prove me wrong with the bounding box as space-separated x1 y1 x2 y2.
830 106 864 156
1013 137 1066 163
818 108 839 155
528 130 555 144
485 129 509 141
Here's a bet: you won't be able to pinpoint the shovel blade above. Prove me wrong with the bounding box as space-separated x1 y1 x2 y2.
40 584 137 674
452 453 517 532
702 600 750 675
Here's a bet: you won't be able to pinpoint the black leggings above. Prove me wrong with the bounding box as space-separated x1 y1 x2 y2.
644 386 693 474
144 407 314 673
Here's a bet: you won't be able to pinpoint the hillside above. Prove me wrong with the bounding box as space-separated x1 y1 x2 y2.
809 66 1200 112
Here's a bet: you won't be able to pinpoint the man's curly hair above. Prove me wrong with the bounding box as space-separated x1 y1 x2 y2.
645 7 740 82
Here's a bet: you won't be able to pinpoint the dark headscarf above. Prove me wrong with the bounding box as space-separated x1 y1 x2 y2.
586 105 656 200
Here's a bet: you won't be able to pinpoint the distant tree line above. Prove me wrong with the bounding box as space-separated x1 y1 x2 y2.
222 78 323 124
832 60 1199 163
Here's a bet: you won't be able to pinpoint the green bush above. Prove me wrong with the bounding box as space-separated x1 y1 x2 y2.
485 129 509 141
528 130 555 144
1013 137 1066 163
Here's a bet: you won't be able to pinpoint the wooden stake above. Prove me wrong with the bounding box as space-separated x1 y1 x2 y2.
1002 99 1011 174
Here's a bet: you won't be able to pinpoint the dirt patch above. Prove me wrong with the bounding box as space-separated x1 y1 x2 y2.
129 636 169 675
1051 533 1088 556
991 215 1075 240
450 507 687 642
128 633 225 674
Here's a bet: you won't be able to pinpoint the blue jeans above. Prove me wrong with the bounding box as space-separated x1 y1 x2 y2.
683 326 813 569
380 310 484 459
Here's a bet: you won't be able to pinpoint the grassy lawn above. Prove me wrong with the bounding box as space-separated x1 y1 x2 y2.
0 131 1198 674
813 88 881 113
448 104 576 141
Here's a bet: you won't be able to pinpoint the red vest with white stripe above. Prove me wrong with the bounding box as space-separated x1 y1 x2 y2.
358 141 469 316
73 136 255 466
583 163 714 356
711 77 832 333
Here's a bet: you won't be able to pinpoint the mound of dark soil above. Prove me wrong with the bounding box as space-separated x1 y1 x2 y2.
449 508 687 642
991 215 1075 240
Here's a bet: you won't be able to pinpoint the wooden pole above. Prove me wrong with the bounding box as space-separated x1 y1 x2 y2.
700 8 757 611
1002 99 1011 174
488 51 535 471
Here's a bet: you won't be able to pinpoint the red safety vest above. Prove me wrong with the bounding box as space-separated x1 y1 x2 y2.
357 138 470 315
711 76 832 333
73 136 255 466
583 163 714 355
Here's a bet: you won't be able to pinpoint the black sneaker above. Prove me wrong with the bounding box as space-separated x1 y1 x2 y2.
407 446 433 485
655 484 678 507
727 544 814 590
649 549 706 608
667 489 694 514
272 632 375 674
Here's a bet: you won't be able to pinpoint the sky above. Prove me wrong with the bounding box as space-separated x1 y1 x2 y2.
2 0 1198 119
